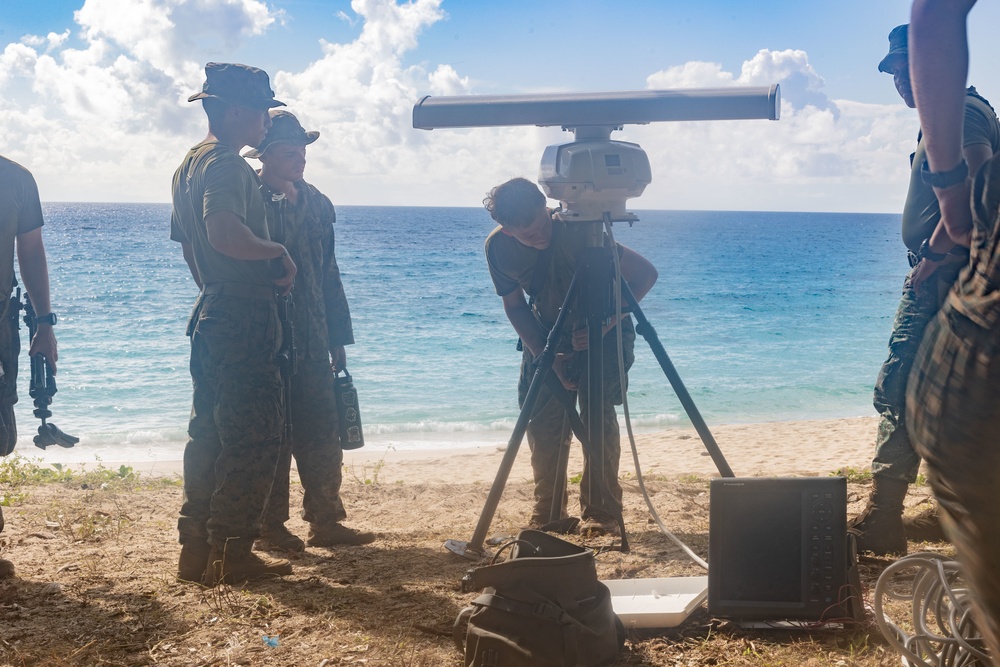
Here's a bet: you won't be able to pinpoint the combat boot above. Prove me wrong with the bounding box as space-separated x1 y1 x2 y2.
306 523 375 547
256 524 305 553
903 505 948 543
177 539 211 583
848 474 909 556
0 558 14 579
203 543 293 586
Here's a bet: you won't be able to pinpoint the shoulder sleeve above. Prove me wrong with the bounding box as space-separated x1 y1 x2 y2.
485 229 521 297
962 100 998 148
15 168 44 235
169 165 190 243
202 151 249 221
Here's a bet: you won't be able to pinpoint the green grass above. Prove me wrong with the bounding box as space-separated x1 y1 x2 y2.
0 455 179 506
830 466 873 483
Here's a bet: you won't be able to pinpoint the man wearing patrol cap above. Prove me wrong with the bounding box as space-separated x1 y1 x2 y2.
244 109 375 552
170 62 298 585
848 26 1000 556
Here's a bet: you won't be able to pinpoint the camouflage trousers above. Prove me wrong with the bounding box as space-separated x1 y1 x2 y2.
518 327 634 525
0 294 21 458
872 262 961 483
178 294 285 554
262 359 347 530
908 306 1000 659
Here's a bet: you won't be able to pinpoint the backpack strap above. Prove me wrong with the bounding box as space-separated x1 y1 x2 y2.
472 593 578 666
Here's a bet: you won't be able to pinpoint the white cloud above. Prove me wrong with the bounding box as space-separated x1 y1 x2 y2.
634 49 916 211
0 3 918 213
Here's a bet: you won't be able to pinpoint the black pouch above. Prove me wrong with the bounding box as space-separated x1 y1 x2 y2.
334 369 364 450
454 529 624 667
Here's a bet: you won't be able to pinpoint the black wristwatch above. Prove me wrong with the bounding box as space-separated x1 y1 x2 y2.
35 312 58 326
921 158 969 189
917 239 948 263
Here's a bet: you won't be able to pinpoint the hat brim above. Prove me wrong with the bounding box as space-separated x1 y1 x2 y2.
187 92 287 109
878 49 908 74
242 131 320 160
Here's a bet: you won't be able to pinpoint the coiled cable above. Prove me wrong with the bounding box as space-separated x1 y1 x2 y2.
873 552 988 666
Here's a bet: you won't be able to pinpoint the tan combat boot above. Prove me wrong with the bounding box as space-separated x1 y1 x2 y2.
847 475 908 556
203 542 293 586
306 523 375 547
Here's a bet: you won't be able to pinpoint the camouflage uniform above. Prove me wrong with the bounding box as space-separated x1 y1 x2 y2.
170 141 284 554
0 157 47 538
487 219 634 525
0 157 46 459
907 151 1000 658
261 182 354 531
873 89 999 483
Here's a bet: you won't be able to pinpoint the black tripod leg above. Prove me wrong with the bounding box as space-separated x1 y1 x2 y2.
449 274 581 558
548 414 570 524
621 281 735 478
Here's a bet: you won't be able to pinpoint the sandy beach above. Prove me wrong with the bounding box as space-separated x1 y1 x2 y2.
0 415 947 666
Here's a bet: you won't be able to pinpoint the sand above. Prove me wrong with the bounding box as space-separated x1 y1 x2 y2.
0 415 947 667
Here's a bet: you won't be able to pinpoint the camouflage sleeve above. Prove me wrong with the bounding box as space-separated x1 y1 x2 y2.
318 193 355 349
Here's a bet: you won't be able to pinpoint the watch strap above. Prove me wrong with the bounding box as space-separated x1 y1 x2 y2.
917 239 948 263
921 158 969 189
36 312 57 326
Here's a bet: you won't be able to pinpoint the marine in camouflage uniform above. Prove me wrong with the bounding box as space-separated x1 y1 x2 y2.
907 5 1000 656
0 155 61 579
484 178 658 535
907 151 1000 661
244 110 373 550
170 63 296 584
850 24 1000 556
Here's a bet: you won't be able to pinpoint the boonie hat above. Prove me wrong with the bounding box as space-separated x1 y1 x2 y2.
878 24 909 74
243 109 320 159
188 62 285 110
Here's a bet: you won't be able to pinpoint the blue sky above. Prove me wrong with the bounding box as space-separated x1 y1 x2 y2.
2 0 999 211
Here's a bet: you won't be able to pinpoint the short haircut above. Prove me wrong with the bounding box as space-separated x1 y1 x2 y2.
202 97 231 127
484 177 546 228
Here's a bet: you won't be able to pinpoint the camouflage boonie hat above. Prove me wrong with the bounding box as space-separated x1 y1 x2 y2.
188 62 285 110
243 109 320 159
878 25 909 74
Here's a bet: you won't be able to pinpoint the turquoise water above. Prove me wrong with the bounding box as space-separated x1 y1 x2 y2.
15 204 906 462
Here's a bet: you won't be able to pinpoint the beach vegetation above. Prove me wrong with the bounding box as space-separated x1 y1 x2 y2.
831 466 873 483
0 456 179 503
345 450 390 487
569 473 583 484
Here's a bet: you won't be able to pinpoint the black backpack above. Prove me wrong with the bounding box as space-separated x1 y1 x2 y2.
454 529 625 667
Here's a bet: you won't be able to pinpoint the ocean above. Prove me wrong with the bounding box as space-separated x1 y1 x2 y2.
14 203 908 464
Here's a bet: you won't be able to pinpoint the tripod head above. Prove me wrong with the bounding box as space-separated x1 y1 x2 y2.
413 86 780 224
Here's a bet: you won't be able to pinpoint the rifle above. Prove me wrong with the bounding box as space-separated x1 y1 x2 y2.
22 292 78 449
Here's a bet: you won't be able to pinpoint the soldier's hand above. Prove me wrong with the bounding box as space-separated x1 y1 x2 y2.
273 250 297 296
907 258 940 293
553 352 577 392
29 326 58 373
331 346 347 373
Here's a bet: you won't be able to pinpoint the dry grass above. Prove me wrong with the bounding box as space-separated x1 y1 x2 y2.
0 462 954 666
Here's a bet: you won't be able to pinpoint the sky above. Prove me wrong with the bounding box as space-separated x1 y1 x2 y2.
2 0 1000 212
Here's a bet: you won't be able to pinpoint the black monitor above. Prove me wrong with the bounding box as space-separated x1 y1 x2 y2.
708 477 854 622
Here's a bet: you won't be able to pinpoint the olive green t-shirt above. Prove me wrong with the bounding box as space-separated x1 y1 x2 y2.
901 89 1000 252
485 219 586 330
169 141 273 287
0 156 45 304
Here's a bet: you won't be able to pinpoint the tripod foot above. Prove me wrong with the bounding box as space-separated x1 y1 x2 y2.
444 539 489 561
33 423 79 449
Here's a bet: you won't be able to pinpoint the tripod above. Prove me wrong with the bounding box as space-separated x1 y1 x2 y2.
446 218 735 560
